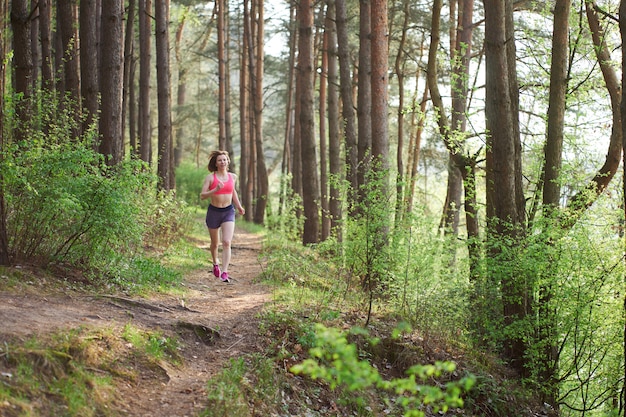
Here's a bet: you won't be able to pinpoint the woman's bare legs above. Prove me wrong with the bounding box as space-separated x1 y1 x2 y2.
220 221 235 274
209 227 220 266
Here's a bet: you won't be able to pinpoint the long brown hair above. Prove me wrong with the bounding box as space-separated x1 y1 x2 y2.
207 150 230 172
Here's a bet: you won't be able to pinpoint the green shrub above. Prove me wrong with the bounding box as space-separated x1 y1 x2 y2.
175 161 208 208
291 324 475 417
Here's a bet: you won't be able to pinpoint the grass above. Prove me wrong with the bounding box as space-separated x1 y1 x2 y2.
0 325 181 417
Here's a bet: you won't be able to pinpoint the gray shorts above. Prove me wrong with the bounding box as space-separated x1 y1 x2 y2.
205 204 235 229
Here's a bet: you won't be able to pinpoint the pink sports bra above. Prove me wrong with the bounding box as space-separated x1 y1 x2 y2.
209 173 234 195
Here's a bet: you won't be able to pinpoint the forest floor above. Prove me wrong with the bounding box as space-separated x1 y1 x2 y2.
0 226 268 417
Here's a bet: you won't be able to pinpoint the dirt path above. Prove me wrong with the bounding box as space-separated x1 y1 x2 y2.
0 227 269 417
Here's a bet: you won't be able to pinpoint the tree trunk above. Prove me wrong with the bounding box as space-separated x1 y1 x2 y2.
239 0 252 219
620 2 626 412
30 0 39 93
122 0 136 150
357 0 372 204
58 0 81 134
11 0 33 143
174 11 187 168
217 0 227 150
80 0 99 135
155 0 173 190
0 0 9 266
253 0 268 224
394 0 409 223
326 0 342 239
484 0 527 375
280 0 297 216
297 0 320 244
139 0 152 163
99 0 125 165
224 0 234 168
40 0 54 92
320 7 329 240
561 2 623 225
335 0 358 204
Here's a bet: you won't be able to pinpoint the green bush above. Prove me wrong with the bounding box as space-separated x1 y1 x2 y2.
0 92 188 291
175 161 208 208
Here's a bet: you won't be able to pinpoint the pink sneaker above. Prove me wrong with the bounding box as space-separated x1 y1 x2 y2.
212 264 221 278
220 272 230 283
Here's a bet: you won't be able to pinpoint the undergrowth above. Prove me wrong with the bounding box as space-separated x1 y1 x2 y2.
200 231 543 417
0 325 180 417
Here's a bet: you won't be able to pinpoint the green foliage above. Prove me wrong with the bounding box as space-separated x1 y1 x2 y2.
0 330 117 417
265 174 304 242
122 324 180 363
0 91 191 292
175 161 208 208
202 356 283 417
291 324 475 417
142 190 195 250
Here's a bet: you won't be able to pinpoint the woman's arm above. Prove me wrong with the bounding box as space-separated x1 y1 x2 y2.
231 174 245 215
199 175 214 200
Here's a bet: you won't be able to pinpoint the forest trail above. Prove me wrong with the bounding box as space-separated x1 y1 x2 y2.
0 226 269 417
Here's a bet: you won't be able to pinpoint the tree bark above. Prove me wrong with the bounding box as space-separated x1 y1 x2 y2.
99 0 125 164
217 0 227 150
335 0 358 203
11 0 33 143
484 0 527 375
122 0 136 151
357 0 372 204
138 0 152 163
0 0 9 265
40 0 54 92
326 0 342 239
80 0 100 135
174 11 187 168
320 7 329 240
253 0 268 224
297 0 320 244
58 0 81 134
155 0 173 190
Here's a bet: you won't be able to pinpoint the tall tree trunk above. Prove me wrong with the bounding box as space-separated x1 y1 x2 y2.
484 0 527 375
297 0 320 244
280 0 297 216
11 0 33 143
217 0 227 150
30 0 39 93
335 0 358 205
155 0 173 190
99 0 125 164
224 0 234 168
139 0 152 163
253 0 268 224
80 0 99 135
239 0 250 218
561 2 623 225
326 0 342 239
320 7 330 240
40 0 54 92
370 0 388 174
620 2 626 413
394 0 409 223
58 0 81 134
0 0 10 266
357 0 372 205
366 0 389 297
535 0 570 407
122 0 136 149
174 10 187 167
